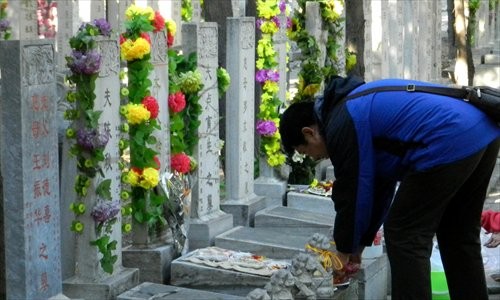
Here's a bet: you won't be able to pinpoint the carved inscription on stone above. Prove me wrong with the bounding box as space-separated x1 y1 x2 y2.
96 40 120 78
22 45 55 87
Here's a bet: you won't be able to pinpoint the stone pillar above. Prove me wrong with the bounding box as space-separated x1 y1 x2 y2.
123 30 175 284
221 17 266 227
381 0 404 78
192 0 202 22
182 22 233 250
108 0 134 33
231 0 246 16
476 0 490 49
0 39 62 299
254 12 288 208
364 0 382 81
56 0 79 70
90 0 106 20
7 0 38 39
417 0 441 82
61 37 138 300
158 0 183 47
401 1 418 80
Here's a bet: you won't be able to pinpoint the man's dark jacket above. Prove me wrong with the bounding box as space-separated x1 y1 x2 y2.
314 76 500 253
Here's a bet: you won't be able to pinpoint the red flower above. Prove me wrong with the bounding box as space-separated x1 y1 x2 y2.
119 34 126 45
168 92 186 113
140 32 151 44
153 156 161 170
167 33 174 47
171 153 191 174
142 96 159 119
153 11 165 32
130 166 143 175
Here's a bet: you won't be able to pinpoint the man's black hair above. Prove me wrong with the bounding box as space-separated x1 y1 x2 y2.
279 101 317 155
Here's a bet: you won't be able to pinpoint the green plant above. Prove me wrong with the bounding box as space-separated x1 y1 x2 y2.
120 4 168 229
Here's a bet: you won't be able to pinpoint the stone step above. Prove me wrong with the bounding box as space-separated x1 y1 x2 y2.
215 226 311 259
254 206 334 236
118 282 245 300
286 191 336 216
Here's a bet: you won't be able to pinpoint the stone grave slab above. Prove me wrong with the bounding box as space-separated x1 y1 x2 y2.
214 226 311 259
355 254 389 300
118 282 245 300
286 191 336 217
481 53 500 65
325 165 335 180
170 256 272 296
254 206 334 236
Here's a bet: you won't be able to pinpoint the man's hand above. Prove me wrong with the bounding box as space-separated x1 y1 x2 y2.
484 232 500 248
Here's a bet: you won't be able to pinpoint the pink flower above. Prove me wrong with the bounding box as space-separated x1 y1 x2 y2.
153 11 165 32
171 153 191 174
256 120 277 136
168 92 186 113
141 96 159 119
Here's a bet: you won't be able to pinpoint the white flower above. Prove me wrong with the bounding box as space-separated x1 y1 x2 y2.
292 150 305 163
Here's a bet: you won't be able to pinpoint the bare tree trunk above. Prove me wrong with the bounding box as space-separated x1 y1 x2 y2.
346 0 365 77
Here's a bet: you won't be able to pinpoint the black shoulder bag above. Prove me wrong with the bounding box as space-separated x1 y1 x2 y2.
344 84 500 122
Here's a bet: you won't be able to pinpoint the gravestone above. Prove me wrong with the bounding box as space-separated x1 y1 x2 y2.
90 0 106 20
6 0 38 39
381 0 404 78
254 12 288 208
0 39 62 299
56 0 79 70
108 0 134 33
220 17 266 227
192 0 202 22
157 0 183 47
122 29 175 284
305 2 327 77
363 0 382 81
61 37 138 300
182 22 233 250
416 1 441 82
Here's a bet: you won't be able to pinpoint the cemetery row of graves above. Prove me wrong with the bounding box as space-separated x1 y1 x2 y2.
0 0 499 299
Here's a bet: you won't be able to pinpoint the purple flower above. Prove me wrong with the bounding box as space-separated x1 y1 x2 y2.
91 200 120 223
0 20 10 32
256 18 264 30
266 70 279 82
68 50 101 75
255 70 268 83
93 18 112 36
279 0 287 13
286 17 292 29
272 16 281 29
76 128 110 151
256 120 277 136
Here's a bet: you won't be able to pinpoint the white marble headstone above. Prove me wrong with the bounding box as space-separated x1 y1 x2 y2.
0 39 62 299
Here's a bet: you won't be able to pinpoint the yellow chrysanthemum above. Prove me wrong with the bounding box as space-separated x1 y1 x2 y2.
263 81 279 94
256 58 266 70
121 37 151 61
126 170 140 186
260 21 278 34
165 19 177 37
126 4 155 20
267 153 286 167
124 103 151 125
139 167 159 189
257 0 281 19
